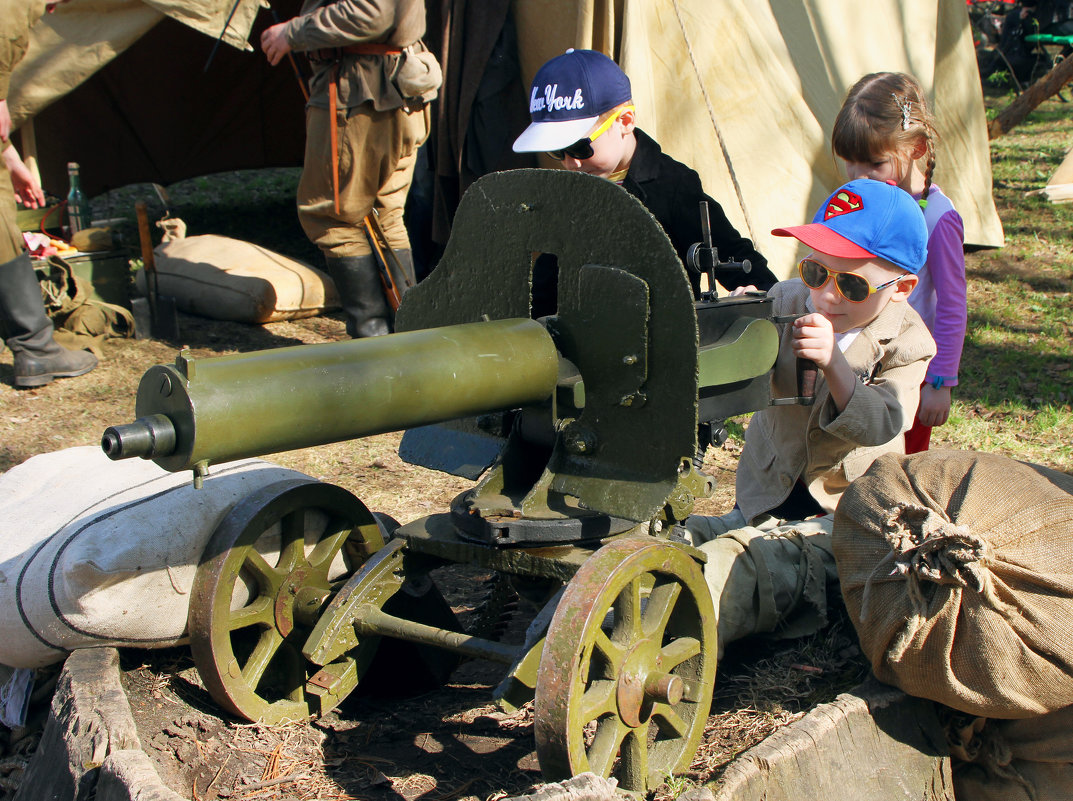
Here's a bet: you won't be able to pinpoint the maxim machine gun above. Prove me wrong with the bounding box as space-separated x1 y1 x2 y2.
102 170 809 793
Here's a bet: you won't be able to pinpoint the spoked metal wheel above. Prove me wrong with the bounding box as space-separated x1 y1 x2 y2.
189 479 384 723
534 537 718 792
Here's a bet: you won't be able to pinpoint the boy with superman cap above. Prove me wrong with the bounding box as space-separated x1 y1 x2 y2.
512 49 776 313
686 179 936 652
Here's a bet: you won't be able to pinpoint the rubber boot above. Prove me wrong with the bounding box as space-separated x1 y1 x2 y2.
325 254 391 338
0 252 98 388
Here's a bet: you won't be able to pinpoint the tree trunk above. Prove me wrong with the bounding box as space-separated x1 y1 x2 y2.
989 54 1073 139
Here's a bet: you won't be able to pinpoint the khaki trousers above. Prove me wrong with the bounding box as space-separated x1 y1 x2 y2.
298 103 430 259
1 149 24 263
685 510 838 653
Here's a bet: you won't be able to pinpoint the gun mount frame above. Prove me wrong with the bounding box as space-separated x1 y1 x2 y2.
105 170 793 792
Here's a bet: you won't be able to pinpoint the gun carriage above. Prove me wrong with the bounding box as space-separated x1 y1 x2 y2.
102 169 804 792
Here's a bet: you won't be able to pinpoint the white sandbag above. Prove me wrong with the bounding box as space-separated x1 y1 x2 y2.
0 447 318 668
135 234 339 323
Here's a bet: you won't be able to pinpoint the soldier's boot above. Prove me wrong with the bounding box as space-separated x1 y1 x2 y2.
325 254 391 338
0 252 98 388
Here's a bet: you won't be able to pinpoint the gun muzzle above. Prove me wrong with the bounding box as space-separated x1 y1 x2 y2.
101 414 178 461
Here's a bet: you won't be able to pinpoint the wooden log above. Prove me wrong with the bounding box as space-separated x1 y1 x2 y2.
712 678 954 801
989 54 1073 139
12 649 144 801
505 772 621 801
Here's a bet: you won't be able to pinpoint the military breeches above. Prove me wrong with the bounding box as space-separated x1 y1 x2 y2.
298 103 430 259
1 152 24 263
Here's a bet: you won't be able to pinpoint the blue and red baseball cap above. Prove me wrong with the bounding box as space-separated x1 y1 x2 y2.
512 49 632 153
772 179 928 274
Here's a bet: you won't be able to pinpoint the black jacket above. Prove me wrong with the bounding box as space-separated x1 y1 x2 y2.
622 129 776 296
531 129 775 317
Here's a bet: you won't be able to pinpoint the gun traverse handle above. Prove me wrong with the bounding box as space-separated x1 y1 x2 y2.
796 358 818 406
770 314 819 407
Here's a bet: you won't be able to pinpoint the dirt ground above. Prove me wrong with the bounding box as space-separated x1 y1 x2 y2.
0 309 868 801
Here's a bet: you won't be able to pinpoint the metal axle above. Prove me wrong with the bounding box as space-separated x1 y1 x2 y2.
353 603 522 665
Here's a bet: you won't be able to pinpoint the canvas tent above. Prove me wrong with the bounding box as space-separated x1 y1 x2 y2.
510 0 1005 272
8 0 1004 278
7 0 307 199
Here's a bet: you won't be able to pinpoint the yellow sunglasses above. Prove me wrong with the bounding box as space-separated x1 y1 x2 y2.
798 258 905 303
548 105 635 161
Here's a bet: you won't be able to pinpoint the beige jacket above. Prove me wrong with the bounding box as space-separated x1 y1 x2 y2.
283 0 434 111
735 279 936 524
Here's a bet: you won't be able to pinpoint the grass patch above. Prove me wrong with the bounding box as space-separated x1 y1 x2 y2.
934 92 1073 472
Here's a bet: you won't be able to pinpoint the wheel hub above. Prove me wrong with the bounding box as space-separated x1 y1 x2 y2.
273 567 330 637
617 637 661 728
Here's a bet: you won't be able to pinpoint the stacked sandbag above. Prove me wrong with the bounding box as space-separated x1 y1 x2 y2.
0 446 319 668
136 234 339 323
945 705 1073 801
832 449 1073 800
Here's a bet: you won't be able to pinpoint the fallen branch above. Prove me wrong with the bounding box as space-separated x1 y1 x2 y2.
217 772 309 797
989 54 1073 139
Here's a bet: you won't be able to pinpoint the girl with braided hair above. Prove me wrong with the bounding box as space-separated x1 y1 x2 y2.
831 71 967 453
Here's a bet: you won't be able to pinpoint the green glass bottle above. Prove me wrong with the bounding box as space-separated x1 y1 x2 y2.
66 162 91 235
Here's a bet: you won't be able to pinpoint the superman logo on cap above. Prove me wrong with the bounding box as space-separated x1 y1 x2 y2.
823 189 863 221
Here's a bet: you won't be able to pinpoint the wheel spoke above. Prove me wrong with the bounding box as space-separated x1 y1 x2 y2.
651 702 689 739
612 576 643 644
242 549 280 593
280 647 309 703
579 679 617 725
278 509 307 572
591 626 625 676
241 627 285 687
225 596 274 632
617 727 650 790
587 716 628 776
642 579 682 638
659 636 701 672
306 515 355 573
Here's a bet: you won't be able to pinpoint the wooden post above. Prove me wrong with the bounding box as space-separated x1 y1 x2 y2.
988 54 1073 139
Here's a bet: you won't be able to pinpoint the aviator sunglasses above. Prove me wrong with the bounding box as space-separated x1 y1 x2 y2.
548 105 635 161
798 258 905 303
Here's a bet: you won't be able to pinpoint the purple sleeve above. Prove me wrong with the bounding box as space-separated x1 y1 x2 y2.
925 210 967 383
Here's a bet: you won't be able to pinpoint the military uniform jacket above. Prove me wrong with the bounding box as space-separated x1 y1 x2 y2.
735 279 936 524
622 129 778 295
1 0 48 262
283 0 429 111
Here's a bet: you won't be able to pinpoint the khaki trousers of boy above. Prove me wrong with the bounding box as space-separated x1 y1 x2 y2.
685 510 839 655
298 103 430 259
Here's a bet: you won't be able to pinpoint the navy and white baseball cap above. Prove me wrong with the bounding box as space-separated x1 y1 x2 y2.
772 179 928 274
512 49 632 153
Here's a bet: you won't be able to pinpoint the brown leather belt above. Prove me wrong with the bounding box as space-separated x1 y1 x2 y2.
320 42 405 215
309 43 404 62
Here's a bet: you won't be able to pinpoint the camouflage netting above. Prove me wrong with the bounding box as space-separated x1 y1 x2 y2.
832 449 1073 719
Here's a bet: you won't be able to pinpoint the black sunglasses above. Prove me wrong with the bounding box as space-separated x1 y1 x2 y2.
547 106 634 161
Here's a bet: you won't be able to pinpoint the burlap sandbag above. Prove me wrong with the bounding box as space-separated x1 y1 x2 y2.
946 704 1073 801
135 234 339 323
833 449 1073 718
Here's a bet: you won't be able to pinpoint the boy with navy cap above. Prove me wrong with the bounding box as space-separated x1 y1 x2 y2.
685 178 936 652
513 49 776 308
